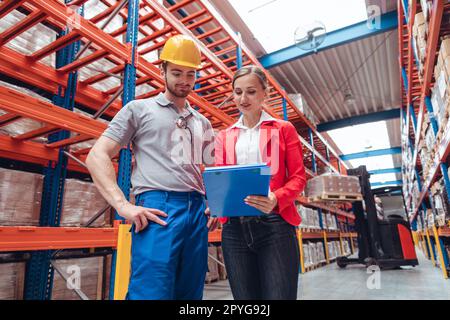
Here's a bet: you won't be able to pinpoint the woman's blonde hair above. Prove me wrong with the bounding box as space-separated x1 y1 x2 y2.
232 65 268 90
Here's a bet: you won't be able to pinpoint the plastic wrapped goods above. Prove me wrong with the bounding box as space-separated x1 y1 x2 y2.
0 262 25 300
205 246 219 283
305 174 362 201
51 257 105 300
216 246 227 281
316 242 326 263
60 179 110 227
0 168 43 226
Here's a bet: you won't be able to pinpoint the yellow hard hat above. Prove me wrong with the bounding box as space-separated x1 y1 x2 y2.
160 35 202 69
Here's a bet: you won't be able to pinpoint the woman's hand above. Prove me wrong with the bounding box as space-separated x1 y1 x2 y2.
244 192 278 214
205 207 220 232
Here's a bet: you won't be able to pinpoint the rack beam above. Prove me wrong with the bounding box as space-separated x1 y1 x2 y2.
0 226 118 252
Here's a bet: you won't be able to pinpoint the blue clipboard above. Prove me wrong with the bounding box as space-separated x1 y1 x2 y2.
202 164 271 218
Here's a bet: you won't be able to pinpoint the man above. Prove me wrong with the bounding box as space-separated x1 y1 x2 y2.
86 35 218 300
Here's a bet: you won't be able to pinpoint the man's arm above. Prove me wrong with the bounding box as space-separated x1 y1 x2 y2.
86 136 167 232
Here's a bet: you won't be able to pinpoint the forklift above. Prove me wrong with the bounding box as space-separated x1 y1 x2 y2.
336 166 419 269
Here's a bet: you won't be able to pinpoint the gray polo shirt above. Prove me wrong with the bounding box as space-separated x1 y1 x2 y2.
102 93 215 196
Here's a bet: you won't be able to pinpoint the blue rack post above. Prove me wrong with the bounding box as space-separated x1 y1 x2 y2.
309 128 317 173
24 3 83 300
282 97 288 121
108 0 139 300
308 128 323 229
236 32 243 70
409 105 417 132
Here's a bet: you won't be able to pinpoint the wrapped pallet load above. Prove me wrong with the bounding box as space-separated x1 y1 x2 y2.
308 242 317 266
305 173 362 202
0 262 26 300
316 242 326 263
302 244 312 268
0 168 43 226
216 246 227 281
205 246 219 284
412 12 427 77
60 179 110 227
51 256 109 300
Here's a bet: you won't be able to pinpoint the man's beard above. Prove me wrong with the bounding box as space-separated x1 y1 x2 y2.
165 76 192 98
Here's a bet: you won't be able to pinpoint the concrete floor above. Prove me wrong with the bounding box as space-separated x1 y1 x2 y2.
203 250 450 300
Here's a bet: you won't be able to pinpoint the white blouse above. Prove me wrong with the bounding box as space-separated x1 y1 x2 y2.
232 111 275 165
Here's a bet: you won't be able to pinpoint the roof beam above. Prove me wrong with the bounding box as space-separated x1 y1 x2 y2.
340 147 402 160
371 180 403 187
368 168 402 175
259 10 398 69
317 109 401 132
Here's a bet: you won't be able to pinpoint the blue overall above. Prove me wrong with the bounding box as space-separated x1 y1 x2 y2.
126 190 209 300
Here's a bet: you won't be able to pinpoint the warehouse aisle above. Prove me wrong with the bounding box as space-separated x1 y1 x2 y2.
203 251 450 300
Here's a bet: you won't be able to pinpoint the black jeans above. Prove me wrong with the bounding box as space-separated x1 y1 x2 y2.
222 214 300 300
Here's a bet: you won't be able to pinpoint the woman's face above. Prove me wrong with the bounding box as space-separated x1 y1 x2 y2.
233 74 266 116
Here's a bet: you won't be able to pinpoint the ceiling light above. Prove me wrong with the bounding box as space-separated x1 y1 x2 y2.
343 88 355 107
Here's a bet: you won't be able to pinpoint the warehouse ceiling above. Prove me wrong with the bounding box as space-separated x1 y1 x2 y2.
226 0 368 53
210 0 402 185
211 0 400 124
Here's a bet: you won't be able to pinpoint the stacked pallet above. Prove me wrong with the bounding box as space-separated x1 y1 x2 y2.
0 167 112 299
430 179 450 227
297 205 321 230
302 242 326 270
216 246 227 281
323 213 338 231
205 246 219 284
342 240 352 256
327 241 337 260
0 262 25 300
421 114 438 179
305 174 362 202
61 179 111 227
205 246 227 284
0 168 111 227
412 12 428 79
425 209 435 228
432 36 450 146
0 168 43 226
51 256 111 300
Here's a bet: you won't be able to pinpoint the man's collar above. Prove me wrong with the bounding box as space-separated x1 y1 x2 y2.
155 92 192 110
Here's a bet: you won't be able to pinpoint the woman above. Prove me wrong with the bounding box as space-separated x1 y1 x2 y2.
214 65 307 300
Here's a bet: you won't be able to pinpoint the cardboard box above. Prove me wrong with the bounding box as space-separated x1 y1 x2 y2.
415 12 426 29
303 244 312 268
51 256 106 300
306 174 361 200
0 168 43 226
440 38 450 61
205 246 219 283
60 179 110 227
0 262 25 300
216 246 227 281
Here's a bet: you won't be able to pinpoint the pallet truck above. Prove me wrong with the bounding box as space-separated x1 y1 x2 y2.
336 166 419 269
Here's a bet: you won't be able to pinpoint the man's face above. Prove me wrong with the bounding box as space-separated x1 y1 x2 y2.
162 62 197 98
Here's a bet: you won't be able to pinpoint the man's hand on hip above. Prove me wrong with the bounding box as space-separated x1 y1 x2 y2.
118 202 168 233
